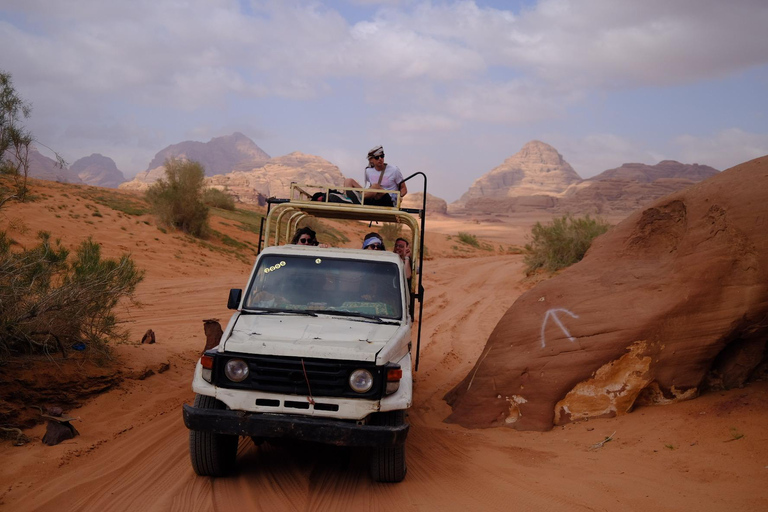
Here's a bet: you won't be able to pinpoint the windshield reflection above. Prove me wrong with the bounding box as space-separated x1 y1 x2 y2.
244 255 403 320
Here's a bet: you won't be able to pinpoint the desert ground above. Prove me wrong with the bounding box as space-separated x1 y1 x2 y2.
1 181 766 511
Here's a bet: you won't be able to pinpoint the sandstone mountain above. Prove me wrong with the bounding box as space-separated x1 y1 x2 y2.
554 161 720 214
455 141 582 208
146 132 270 176
589 160 719 183
445 155 768 431
457 154 720 215
26 147 82 184
70 154 126 188
401 192 448 214
120 132 272 191
206 152 345 204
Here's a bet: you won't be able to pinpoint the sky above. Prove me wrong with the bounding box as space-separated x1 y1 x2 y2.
1 0 767 202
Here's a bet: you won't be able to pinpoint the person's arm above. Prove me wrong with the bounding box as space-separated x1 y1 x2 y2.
399 180 407 198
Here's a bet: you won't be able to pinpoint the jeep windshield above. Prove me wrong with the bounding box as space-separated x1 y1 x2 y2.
243 254 404 320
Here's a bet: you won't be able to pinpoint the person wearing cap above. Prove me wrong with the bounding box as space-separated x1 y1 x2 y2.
343 145 407 207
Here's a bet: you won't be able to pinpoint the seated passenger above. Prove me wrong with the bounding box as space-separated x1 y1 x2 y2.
291 227 329 247
362 232 385 251
393 237 412 280
292 227 318 245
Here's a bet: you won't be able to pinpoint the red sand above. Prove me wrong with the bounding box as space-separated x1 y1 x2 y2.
0 181 766 511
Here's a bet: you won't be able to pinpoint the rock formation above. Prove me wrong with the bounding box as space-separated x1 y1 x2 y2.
401 192 448 214
26 147 82 184
554 161 720 214
146 132 270 176
455 141 582 208
70 154 126 188
445 155 768 431
120 132 271 190
205 151 345 204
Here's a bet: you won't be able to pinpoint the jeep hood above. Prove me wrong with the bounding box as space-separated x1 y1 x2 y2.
223 313 402 362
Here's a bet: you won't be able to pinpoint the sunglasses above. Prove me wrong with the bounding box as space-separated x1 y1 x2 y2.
298 237 312 244
372 155 384 160
368 243 383 250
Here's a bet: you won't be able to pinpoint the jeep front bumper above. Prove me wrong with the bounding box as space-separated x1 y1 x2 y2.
183 404 409 447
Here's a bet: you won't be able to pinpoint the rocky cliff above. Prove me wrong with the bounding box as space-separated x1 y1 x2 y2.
445 155 768 431
206 152 344 204
455 141 582 208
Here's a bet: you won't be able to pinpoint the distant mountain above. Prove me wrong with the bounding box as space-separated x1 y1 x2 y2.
588 161 719 183
26 147 83 184
456 140 582 207
70 154 126 188
557 161 721 214
121 132 273 191
453 142 720 216
145 132 271 176
206 151 345 204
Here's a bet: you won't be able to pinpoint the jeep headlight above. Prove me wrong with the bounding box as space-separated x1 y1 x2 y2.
224 359 250 382
349 369 373 393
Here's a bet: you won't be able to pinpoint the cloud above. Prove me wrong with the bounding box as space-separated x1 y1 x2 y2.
673 129 768 170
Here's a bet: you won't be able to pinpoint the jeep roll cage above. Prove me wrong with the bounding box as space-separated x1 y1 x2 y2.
256 172 427 370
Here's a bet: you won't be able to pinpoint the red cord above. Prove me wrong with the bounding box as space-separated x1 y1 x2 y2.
301 359 316 405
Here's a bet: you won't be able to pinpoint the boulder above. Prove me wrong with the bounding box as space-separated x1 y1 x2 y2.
445 155 768 431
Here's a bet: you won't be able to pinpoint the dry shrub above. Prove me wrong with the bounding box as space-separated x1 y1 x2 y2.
524 214 610 275
0 231 144 362
145 158 209 237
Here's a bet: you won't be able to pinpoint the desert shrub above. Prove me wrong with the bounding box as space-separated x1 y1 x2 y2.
0 231 144 361
203 187 236 210
457 232 481 248
523 214 610 275
145 158 209 237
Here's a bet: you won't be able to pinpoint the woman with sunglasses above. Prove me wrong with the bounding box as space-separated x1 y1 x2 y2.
343 145 407 207
362 232 386 250
291 226 319 246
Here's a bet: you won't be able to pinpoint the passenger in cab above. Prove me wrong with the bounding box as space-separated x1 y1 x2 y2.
362 232 385 250
393 237 412 280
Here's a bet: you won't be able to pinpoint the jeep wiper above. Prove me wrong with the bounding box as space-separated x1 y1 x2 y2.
241 307 317 317
313 309 399 324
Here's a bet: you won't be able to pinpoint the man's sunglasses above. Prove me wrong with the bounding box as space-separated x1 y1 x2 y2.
298 237 312 244
369 243 383 250
372 155 384 160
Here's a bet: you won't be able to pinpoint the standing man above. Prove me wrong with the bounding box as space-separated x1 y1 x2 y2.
344 145 407 207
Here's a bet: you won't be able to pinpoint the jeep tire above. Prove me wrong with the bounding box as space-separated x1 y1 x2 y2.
189 394 239 476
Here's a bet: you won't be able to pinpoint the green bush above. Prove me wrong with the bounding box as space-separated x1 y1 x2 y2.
524 214 610 275
457 232 481 248
145 158 209 237
0 231 144 361
203 187 236 210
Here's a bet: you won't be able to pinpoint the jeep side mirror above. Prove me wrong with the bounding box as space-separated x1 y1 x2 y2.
227 289 243 310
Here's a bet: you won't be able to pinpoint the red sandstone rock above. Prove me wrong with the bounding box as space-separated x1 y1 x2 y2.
445 156 768 431
203 319 223 352
140 329 155 344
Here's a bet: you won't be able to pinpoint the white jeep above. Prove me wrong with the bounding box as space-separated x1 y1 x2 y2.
183 183 426 482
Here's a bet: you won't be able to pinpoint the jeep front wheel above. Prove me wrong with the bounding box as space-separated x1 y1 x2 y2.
369 410 407 482
189 394 239 476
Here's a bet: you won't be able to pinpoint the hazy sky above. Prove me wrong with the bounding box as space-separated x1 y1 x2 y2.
2 0 767 201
